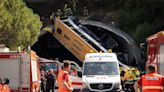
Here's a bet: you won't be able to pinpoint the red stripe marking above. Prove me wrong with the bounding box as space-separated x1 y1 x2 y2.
0 54 20 58
72 82 82 85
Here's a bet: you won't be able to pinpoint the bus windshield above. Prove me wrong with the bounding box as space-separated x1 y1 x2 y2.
83 62 119 75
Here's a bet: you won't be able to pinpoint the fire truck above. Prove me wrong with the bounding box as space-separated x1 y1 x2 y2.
146 31 164 75
0 50 40 92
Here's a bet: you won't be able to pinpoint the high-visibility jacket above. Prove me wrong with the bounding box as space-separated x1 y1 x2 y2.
1 85 10 92
142 73 163 92
124 72 134 80
0 84 2 92
135 70 140 77
58 70 72 92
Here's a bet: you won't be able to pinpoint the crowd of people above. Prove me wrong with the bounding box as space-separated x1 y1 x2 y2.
50 2 89 23
40 60 75 92
120 64 164 92
120 67 140 82
120 66 141 91
40 69 56 92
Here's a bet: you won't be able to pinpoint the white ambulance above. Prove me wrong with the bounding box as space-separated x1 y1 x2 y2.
81 53 122 92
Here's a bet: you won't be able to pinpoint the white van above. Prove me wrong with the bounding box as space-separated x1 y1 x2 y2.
81 53 122 92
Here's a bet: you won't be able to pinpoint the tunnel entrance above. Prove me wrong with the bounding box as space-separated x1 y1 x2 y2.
32 17 144 68
32 32 82 66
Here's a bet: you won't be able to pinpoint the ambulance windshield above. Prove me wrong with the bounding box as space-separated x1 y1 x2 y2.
83 62 119 75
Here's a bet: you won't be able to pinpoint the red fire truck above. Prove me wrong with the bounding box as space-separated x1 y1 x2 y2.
0 50 40 92
146 31 164 75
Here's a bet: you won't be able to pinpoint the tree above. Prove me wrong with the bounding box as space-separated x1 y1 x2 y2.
0 0 42 50
133 22 153 44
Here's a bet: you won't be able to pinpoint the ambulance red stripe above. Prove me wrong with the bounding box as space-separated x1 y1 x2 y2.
72 82 82 85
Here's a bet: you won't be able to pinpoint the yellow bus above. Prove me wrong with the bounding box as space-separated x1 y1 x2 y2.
53 17 99 62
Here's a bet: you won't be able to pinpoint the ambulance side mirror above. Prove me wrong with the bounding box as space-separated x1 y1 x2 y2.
77 71 82 77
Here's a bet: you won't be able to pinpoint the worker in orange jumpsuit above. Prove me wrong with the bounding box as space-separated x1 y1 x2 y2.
0 79 2 92
1 85 10 92
134 64 164 92
0 85 2 92
1 78 10 92
58 61 73 92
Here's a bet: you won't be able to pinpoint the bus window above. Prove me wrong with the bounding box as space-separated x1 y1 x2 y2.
57 28 62 34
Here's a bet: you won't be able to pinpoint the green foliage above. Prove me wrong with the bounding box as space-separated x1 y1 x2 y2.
133 22 153 44
116 0 164 43
0 0 42 50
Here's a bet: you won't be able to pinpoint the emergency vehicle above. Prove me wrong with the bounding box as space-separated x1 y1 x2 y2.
68 61 82 91
39 58 82 91
39 58 61 75
146 31 164 75
82 53 121 92
0 50 40 92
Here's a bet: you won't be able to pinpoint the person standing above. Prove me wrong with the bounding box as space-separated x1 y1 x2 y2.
58 61 73 92
46 69 56 92
41 70 46 92
0 78 2 92
50 12 55 24
2 78 10 92
64 4 68 17
83 7 88 16
134 64 164 92
68 8 73 16
56 9 63 18
70 68 77 76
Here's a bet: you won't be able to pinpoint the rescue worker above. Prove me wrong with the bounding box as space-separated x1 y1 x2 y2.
72 0 77 12
135 67 141 77
64 4 68 17
2 78 10 92
131 67 137 79
68 8 73 16
131 67 140 78
120 70 126 90
65 8 70 17
50 12 55 24
108 49 112 53
123 68 133 81
0 78 2 92
58 61 73 92
56 9 63 18
83 7 88 16
134 64 164 92
120 67 125 81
